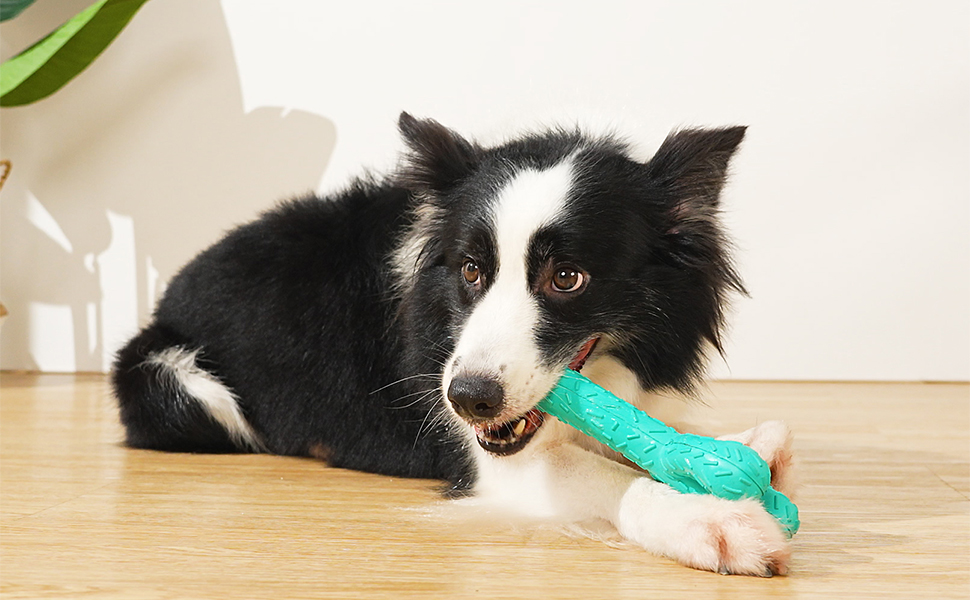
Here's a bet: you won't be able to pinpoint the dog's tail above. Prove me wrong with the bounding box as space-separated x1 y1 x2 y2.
112 324 264 453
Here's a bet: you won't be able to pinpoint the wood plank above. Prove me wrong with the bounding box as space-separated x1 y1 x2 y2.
1 373 967 599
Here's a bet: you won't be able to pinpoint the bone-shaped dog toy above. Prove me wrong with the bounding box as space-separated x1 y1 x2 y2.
537 369 800 538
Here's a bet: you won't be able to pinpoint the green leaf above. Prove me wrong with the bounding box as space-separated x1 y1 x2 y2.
1 0 37 22
0 0 151 107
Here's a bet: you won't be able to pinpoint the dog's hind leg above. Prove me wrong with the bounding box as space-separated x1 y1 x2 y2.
112 324 264 453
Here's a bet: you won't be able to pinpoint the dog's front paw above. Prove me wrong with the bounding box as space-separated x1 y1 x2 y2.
675 496 791 576
719 420 797 497
618 482 791 576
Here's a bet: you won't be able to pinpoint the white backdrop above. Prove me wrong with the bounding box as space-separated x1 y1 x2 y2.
1 0 967 380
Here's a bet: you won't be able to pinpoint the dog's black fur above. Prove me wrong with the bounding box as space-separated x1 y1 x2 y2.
113 113 745 494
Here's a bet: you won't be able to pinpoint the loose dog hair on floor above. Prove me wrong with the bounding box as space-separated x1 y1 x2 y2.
113 112 795 576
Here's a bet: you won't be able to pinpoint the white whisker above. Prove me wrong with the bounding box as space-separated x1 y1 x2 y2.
369 373 439 395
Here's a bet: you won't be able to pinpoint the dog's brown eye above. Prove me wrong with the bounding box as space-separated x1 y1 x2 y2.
552 266 585 293
462 259 481 285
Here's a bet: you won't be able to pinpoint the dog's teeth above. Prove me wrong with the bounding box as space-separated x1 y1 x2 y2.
513 418 526 437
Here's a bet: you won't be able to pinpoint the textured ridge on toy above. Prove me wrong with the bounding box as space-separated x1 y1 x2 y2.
537 369 800 538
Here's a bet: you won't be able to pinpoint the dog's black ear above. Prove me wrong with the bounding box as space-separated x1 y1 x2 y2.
646 126 746 240
646 126 746 213
648 126 748 308
398 112 480 194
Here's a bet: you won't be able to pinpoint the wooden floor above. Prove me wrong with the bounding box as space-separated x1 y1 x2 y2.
1 373 967 599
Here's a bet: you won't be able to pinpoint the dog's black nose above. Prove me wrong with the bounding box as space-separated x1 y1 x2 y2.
447 375 504 420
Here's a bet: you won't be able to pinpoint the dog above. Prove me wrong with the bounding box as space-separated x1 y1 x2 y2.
113 113 795 576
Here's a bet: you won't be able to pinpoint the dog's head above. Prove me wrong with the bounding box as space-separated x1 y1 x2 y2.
394 112 745 456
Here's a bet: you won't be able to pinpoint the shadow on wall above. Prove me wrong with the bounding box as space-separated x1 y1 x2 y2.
0 0 336 372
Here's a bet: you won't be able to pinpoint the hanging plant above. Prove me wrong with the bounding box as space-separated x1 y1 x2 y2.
1 0 39 22
0 0 151 107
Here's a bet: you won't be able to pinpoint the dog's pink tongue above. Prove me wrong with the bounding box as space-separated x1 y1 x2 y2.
569 338 599 371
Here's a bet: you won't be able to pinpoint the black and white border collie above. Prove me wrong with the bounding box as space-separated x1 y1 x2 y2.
114 113 795 576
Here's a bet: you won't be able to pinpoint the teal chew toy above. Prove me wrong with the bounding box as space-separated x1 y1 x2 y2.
537 369 800 538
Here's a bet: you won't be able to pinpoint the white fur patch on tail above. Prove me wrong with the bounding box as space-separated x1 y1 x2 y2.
147 347 265 452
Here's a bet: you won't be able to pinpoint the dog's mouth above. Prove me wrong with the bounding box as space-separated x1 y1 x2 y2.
472 337 600 456
473 409 545 456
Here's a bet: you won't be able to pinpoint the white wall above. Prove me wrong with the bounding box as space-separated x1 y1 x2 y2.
1 0 336 371
1 0 967 380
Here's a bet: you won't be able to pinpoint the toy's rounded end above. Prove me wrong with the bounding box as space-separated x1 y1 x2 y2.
660 434 772 500
762 487 800 538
